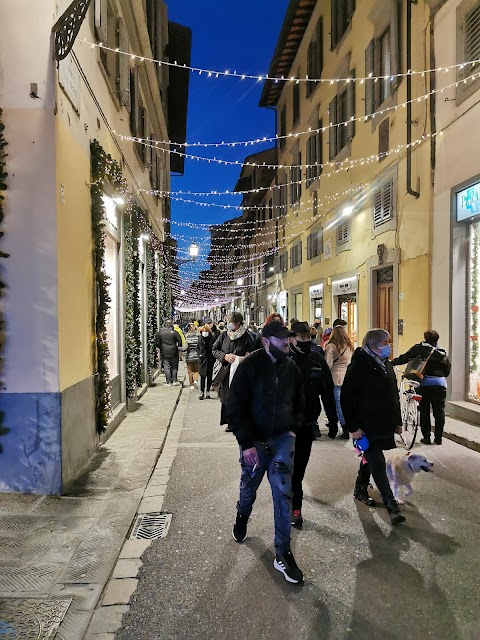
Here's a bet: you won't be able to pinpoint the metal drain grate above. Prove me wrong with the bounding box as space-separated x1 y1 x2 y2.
130 512 172 540
0 595 72 639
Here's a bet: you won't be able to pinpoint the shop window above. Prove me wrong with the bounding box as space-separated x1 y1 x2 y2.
307 18 323 97
306 122 323 186
469 221 480 403
104 234 120 383
337 220 350 246
457 0 480 103
329 71 355 160
331 0 355 50
373 179 394 228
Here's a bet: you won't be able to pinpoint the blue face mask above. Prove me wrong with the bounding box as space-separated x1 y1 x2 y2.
378 344 391 360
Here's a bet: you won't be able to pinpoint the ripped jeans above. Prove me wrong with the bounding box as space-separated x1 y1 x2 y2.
237 432 295 556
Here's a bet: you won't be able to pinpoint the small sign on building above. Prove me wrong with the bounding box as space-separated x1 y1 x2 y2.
59 53 80 114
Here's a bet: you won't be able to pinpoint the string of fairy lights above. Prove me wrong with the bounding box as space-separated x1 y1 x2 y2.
77 35 469 306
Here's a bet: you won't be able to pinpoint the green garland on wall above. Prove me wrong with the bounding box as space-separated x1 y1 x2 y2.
0 109 10 452
470 223 479 378
146 244 158 375
124 209 141 398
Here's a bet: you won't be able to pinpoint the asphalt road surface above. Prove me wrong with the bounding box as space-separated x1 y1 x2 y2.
117 387 480 640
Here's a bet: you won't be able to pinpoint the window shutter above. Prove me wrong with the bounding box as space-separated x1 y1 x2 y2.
346 0 355 22
379 118 389 157
95 0 108 42
365 40 375 118
347 71 356 143
129 68 137 134
298 152 302 200
373 186 383 227
274 255 280 275
272 184 281 212
307 42 315 97
298 241 303 266
143 114 151 168
307 234 312 260
313 190 318 217
337 220 349 245
465 3 480 78
119 20 131 111
317 124 323 176
331 0 338 49
329 97 337 160
390 0 401 93
317 18 323 76
383 179 393 221
150 148 158 190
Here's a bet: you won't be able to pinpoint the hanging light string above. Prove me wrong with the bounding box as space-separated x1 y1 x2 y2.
116 69 471 154
80 38 477 88
143 134 436 209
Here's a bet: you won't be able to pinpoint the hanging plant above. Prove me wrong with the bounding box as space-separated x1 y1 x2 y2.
0 109 10 452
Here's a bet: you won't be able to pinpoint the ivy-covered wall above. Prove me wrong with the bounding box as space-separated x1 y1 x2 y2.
0 109 10 452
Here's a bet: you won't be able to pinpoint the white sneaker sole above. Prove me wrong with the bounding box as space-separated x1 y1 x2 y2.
273 559 303 584
232 527 247 543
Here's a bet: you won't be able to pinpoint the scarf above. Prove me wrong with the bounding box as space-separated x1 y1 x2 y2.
363 345 387 371
227 324 247 341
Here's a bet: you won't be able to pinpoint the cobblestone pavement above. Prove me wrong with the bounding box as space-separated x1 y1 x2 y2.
0 370 185 640
110 388 480 640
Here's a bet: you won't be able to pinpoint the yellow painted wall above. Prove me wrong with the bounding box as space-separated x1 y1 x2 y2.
272 0 432 349
56 118 95 392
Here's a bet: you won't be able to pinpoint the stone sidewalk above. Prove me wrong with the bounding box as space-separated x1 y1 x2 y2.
0 370 185 640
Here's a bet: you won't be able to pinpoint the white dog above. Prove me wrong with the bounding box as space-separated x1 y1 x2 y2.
385 450 434 503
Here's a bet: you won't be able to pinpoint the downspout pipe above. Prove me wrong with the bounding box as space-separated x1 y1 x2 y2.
407 0 420 198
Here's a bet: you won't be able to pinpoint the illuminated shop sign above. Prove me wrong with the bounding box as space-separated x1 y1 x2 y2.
332 277 357 296
457 182 480 222
309 284 323 299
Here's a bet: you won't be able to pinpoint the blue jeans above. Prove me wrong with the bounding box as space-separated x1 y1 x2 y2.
237 432 295 556
334 385 345 426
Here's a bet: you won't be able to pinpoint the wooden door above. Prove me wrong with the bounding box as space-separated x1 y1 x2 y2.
377 283 394 352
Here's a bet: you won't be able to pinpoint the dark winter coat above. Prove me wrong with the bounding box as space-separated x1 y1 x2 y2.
289 346 338 429
155 327 182 360
212 329 256 403
341 348 402 446
185 333 200 363
227 349 306 450
391 342 451 378
198 333 215 376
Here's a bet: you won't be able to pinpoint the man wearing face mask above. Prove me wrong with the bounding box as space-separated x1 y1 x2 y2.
341 329 405 526
289 321 338 529
227 320 306 584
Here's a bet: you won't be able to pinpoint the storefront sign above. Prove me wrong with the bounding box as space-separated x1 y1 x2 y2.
309 284 323 299
457 182 480 222
332 277 357 296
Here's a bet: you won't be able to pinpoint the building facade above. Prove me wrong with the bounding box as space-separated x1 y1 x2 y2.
259 0 434 353
431 0 480 424
0 0 190 493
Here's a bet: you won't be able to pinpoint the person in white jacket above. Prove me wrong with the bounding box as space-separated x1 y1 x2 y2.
325 326 354 439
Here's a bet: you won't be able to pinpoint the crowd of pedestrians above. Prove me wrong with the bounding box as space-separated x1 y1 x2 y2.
156 311 451 585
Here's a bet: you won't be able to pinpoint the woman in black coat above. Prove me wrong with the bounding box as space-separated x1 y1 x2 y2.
212 312 255 432
198 324 215 400
341 328 405 526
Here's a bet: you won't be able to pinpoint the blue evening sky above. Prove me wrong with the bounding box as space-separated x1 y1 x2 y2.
167 1 289 280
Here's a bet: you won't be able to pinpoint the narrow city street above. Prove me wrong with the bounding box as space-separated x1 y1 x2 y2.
116 388 480 640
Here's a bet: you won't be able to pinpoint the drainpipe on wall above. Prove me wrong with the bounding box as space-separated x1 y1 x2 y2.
407 0 421 198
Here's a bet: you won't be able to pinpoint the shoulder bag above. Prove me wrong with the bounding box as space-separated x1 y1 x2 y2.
404 345 436 382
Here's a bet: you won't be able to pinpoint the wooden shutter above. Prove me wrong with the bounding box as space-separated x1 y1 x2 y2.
307 41 315 97
365 40 375 118
379 118 389 157
390 0 401 93
313 190 318 216
373 179 394 227
298 152 302 200
307 234 312 260
119 20 131 111
331 0 338 49
346 71 356 143
317 18 323 76
150 148 158 190
272 184 281 213
373 186 383 228
337 220 349 245
329 97 337 160
143 113 151 168
290 247 295 269
346 0 355 22
95 0 108 42
317 124 323 176
129 67 138 135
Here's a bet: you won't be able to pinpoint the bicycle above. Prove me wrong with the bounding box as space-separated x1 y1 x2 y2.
394 366 422 450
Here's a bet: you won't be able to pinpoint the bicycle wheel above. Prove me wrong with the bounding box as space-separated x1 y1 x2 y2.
400 398 419 450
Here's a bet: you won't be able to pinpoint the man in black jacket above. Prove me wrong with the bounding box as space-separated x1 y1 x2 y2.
341 329 405 526
391 329 451 444
155 320 182 386
227 321 306 584
289 321 338 529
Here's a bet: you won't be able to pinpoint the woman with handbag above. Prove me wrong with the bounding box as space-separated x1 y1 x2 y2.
198 324 215 400
185 325 200 390
212 312 255 432
391 330 451 444
325 326 354 439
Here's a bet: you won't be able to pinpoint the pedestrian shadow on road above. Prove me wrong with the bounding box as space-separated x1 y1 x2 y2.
347 504 462 640
397 504 461 557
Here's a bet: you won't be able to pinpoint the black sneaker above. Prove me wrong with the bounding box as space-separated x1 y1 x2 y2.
291 511 303 530
274 550 304 584
420 437 432 445
232 513 248 542
199 394 204 400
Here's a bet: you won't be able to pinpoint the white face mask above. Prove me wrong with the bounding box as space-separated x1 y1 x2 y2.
202 332 209 338
227 322 236 331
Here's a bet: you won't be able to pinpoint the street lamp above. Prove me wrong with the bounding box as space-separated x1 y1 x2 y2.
176 242 200 266
237 278 244 286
